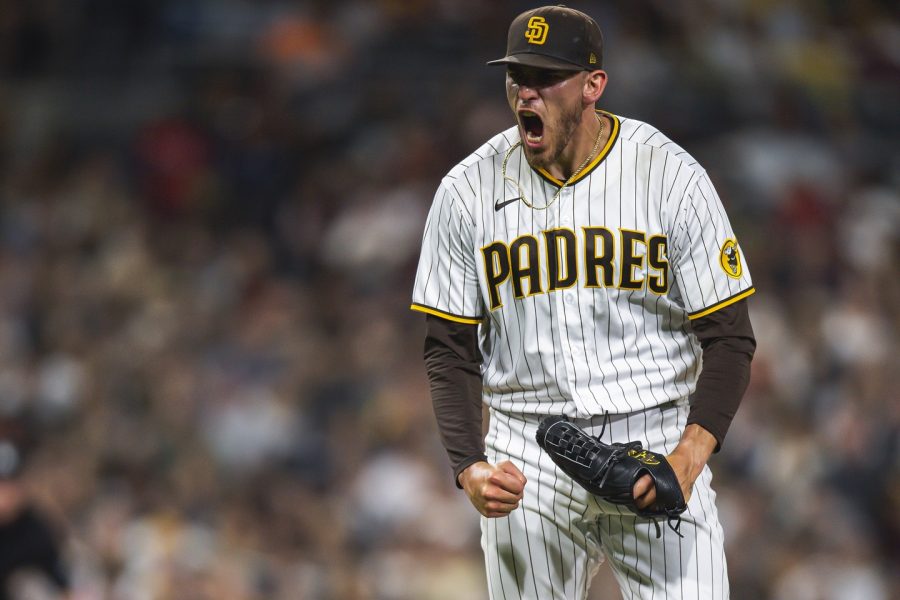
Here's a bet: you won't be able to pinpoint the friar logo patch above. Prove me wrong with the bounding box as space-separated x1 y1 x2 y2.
719 239 742 279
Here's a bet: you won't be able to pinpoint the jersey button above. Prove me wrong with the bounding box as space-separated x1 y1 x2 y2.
564 293 575 305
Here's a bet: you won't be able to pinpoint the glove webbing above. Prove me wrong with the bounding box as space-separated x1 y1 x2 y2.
543 425 641 488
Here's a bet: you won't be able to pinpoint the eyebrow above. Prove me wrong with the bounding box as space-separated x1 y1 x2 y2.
508 68 572 81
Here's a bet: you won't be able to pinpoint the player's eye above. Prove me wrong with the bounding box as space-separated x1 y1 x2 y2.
508 67 571 88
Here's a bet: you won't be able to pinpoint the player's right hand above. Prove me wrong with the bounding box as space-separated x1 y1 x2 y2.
458 460 527 518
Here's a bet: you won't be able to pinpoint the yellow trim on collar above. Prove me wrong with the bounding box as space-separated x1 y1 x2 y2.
536 110 620 187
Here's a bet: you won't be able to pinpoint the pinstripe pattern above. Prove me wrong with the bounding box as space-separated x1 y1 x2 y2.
411 112 753 416
413 112 741 598
483 404 728 599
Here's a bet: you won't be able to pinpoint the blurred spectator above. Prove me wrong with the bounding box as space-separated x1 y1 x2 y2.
0 428 70 599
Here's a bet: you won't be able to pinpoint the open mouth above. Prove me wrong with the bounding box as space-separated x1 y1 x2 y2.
519 111 544 145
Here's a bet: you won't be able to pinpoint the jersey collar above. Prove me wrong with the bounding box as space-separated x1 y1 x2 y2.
533 109 620 188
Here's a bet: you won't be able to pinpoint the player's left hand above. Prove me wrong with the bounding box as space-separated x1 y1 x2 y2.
633 424 716 511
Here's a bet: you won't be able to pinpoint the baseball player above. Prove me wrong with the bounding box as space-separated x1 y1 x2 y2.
411 5 755 599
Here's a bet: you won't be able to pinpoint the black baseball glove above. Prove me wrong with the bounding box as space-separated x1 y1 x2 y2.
536 415 687 536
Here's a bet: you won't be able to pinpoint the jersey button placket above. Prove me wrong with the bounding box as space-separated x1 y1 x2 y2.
554 275 579 410
560 187 573 227
563 183 593 414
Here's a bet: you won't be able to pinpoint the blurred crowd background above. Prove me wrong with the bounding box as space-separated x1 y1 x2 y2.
0 0 897 599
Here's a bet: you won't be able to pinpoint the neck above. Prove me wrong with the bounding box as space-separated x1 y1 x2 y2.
546 111 606 181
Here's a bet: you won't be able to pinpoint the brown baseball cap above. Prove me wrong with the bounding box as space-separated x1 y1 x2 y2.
487 5 604 71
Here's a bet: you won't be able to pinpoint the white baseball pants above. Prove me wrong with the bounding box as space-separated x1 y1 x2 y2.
481 401 729 599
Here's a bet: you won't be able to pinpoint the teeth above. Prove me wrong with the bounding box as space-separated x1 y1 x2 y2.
525 131 543 142
520 110 538 117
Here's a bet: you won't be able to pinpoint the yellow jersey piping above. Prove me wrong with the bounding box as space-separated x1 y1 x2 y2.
688 288 756 320
534 109 620 187
410 303 482 325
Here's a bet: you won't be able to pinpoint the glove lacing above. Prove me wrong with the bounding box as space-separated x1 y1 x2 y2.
595 412 684 540
596 441 643 488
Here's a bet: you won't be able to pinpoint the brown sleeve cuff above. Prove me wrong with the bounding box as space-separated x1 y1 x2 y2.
423 315 485 487
453 454 488 488
686 298 756 451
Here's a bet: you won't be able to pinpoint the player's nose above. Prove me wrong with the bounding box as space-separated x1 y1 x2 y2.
516 83 539 102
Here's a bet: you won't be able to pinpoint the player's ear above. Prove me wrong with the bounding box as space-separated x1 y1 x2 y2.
583 70 607 104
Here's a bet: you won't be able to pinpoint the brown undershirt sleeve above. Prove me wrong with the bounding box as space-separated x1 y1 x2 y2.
423 298 755 484
423 315 485 487
686 298 756 451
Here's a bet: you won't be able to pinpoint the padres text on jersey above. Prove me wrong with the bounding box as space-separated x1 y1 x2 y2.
412 111 755 416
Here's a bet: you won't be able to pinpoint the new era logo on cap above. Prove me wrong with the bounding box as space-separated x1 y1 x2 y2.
488 5 604 72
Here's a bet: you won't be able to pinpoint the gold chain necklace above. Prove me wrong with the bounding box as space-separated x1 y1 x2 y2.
501 114 605 210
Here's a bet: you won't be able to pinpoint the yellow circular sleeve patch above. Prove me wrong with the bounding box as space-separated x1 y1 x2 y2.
719 239 742 279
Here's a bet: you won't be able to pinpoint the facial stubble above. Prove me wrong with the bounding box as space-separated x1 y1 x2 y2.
522 96 584 174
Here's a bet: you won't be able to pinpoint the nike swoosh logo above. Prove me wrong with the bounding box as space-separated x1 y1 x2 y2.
494 197 522 211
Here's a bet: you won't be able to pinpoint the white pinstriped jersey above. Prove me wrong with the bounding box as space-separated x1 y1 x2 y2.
411 111 754 416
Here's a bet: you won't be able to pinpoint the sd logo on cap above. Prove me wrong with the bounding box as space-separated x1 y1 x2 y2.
488 5 604 71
